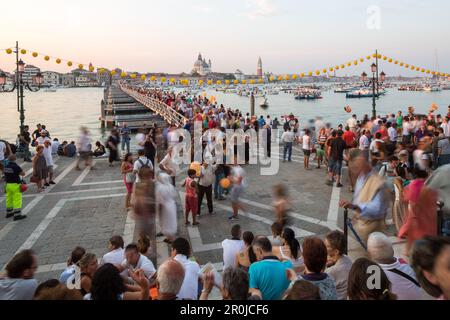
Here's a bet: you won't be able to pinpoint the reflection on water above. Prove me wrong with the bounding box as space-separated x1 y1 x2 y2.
1 86 449 144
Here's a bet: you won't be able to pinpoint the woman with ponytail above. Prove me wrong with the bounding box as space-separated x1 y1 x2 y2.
273 227 304 274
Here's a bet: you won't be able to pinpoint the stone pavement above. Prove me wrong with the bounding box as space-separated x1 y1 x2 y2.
0 144 405 291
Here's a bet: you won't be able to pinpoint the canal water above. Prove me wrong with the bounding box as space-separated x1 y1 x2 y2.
1 86 449 144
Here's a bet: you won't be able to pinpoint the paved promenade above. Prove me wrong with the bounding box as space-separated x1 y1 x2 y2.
0 144 405 285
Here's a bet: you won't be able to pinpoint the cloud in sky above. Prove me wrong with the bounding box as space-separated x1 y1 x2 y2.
244 0 278 19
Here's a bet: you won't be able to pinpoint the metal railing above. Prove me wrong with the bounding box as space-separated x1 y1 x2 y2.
119 84 187 127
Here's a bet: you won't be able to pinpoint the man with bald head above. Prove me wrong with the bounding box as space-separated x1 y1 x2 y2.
156 258 185 300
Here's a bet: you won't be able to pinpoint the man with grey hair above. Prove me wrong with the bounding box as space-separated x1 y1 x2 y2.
156 258 185 300
367 232 422 300
339 152 389 244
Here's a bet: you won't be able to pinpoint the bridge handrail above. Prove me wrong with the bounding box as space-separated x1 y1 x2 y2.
118 84 187 127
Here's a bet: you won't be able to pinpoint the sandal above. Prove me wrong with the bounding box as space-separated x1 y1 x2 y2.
192 222 200 226
184 221 191 226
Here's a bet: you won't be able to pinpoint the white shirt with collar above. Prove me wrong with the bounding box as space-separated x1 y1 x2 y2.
121 254 156 280
101 248 125 266
174 254 200 300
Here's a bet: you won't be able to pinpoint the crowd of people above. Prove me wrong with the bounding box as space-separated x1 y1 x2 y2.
1 228 449 300
1 86 450 301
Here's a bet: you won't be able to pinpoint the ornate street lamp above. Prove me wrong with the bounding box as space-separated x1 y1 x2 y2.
361 53 386 118
0 42 42 160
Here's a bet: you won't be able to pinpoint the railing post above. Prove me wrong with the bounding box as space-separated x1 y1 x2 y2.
437 201 444 236
344 208 348 255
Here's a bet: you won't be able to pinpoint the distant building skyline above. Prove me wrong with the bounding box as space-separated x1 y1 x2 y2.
0 1 449 76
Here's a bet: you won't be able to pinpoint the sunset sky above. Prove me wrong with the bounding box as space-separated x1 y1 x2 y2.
1 0 449 75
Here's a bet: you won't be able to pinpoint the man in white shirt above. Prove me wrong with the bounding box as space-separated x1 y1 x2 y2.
35 130 51 147
359 130 370 151
368 232 422 300
75 127 93 171
346 114 358 133
402 117 413 144
281 128 295 162
159 146 177 186
101 235 125 266
51 138 60 155
171 237 201 300
133 149 154 183
135 129 146 152
197 162 215 216
222 225 245 269
369 132 384 155
43 140 55 185
387 123 398 143
441 117 450 137
117 244 156 281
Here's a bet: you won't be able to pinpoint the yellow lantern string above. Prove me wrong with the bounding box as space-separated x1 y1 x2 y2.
277 76 283 81
141 74 146 80
207 80 212 85
394 61 399 64
353 60 358 65
292 74 297 80
20 49 27 54
399 62 404 66
322 69 327 74
382 56 387 60
198 80 204 85
216 80 222 85
78 64 84 69
161 77 167 82
225 80 230 85
340 64 345 69
89 66 95 72
250 79 255 84
56 58 61 64
44 55 50 61
372 53 377 58
150 76 156 81
359 58 364 63
315 70 320 76
300 73 305 78
377 54 382 59
67 61 73 67
121 72 127 78
258 78 264 83
110 70 116 76
6 48 13 54
329 67 334 72
347 62 351 67
234 79 239 84
366 56 371 60
242 80 247 84
130 74 136 79
285 75 290 81
32 52 38 57
170 78 175 83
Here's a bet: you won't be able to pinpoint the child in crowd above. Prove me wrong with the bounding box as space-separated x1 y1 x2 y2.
181 169 198 226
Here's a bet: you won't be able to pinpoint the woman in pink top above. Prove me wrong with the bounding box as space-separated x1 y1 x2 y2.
398 168 437 253
182 169 198 226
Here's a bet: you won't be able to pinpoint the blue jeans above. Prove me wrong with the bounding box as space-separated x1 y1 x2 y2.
283 142 292 161
121 139 130 153
214 172 225 198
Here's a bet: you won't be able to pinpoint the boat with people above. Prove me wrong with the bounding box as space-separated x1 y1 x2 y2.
294 87 322 100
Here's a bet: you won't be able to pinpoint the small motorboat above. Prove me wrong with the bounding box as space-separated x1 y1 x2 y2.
259 97 269 109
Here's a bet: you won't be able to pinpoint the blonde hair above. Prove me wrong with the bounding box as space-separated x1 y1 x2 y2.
77 253 97 270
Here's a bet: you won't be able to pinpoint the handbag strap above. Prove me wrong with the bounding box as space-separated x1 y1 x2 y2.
388 268 420 287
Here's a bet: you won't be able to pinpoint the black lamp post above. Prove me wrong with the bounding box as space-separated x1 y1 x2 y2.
361 55 386 119
0 41 43 134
